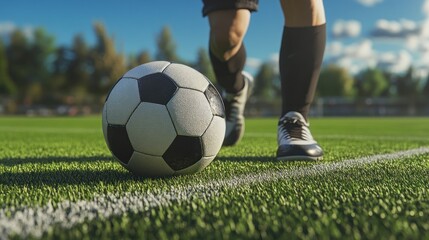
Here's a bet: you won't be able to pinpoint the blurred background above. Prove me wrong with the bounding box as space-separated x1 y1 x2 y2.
0 0 428 116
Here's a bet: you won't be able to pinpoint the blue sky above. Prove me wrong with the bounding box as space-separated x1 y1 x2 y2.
1 0 428 77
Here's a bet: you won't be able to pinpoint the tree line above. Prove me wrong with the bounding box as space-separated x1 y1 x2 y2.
0 22 428 114
253 62 429 101
0 22 215 114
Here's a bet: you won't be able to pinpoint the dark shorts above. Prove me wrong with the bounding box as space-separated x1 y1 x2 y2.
202 0 259 17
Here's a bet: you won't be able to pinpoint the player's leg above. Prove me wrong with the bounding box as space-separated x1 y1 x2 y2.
277 0 326 160
207 9 250 94
202 0 258 146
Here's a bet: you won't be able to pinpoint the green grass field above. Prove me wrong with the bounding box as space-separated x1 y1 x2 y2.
1 116 429 239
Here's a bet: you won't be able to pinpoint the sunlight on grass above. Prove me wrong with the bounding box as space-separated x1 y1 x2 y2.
0 116 428 239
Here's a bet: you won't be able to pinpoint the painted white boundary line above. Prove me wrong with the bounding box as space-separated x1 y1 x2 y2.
1 147 429 239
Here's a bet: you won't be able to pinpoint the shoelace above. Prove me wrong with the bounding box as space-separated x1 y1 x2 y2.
279 117 305 140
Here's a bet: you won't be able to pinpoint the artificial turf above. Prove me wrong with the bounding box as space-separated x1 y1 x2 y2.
0 116 428 239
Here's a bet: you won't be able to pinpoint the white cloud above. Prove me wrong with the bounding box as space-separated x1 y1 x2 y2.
327 40 375 60
325 40 377 74
0 21 34 40
257 40 415 77
332 20 361 38
336 57 362 75
377 50 412 74
420 19 429 38
424 0 429 17
245 54 279 75
325 41 343 56
345 40 374 59
371 19 419 38
325 40 415 75
245 57 263 71
267 53 280 73
405 36 420 51
0 21 16 36
325 0 429 78
356 0 383 7
406 34 429 52
421 51 429 65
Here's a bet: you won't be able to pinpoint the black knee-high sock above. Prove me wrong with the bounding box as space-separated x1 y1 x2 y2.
279 24 326 120
209 44 246 94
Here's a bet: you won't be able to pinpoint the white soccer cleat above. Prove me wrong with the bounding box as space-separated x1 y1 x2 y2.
276 111 323 161
222 71 254 146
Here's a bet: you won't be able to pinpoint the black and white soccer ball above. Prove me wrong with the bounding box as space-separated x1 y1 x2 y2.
102 61 225 177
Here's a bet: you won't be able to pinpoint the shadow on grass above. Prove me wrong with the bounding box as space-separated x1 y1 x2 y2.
0 156 113 166
215 156 277 162
215 156 320 166
0 156 178 186
0 156 142 186
0 168 141 186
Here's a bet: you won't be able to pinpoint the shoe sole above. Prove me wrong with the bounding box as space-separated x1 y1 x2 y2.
276 144 323 161
276 155 323 161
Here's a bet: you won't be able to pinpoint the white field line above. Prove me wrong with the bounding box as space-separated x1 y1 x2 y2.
1 147 429 239
319 134 429 141
245 132 429 141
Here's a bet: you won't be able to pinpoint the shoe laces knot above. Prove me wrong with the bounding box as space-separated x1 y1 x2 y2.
279 117 305 140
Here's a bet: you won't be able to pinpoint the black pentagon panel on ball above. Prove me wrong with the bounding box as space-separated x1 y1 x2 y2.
163 136 203 171
107 124 134 164
204 84 225 118
138 73 178 105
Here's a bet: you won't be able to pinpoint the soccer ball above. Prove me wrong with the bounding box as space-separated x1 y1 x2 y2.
102 61 225 177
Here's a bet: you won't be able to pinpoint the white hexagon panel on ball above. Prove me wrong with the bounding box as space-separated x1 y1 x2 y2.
163 63 209 92
167 88 213 137
105 78 140 125
126 102 177 156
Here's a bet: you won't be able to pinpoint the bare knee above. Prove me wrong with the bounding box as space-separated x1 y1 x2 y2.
210 26 246 59
208 9 250 60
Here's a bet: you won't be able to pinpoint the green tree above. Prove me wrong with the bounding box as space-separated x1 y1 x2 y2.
90 22 126 99
30 28 55 82
193 48 215 84
6 29 30 93
65 35 93 104
156 26 179 62
0 40 16 95
254 62 276 99
51 35 92 104
29 28 55 103
395 67 420 98
128 50 151 69
318 65 355 97
357 68 388 97
6 28 55 104
422 76 429 98
50 46 69 100
68 35 91 89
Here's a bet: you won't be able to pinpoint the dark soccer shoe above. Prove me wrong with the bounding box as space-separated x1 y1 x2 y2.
276 111 323 161
222 71 254 146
